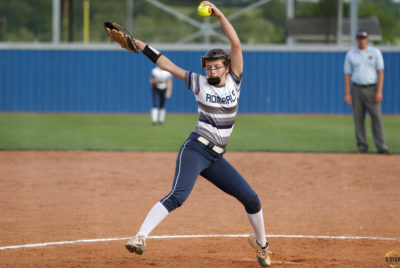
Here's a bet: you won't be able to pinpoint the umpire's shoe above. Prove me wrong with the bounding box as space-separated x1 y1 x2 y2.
125 235 146 255
248 234 271 267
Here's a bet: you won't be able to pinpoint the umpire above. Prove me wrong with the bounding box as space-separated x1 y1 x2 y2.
344 30 391 154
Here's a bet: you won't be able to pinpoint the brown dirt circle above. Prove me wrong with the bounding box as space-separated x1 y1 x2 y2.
0 151 399 267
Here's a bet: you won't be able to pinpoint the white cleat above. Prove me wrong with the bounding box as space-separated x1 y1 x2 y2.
248 234 271 267
125 235 146 255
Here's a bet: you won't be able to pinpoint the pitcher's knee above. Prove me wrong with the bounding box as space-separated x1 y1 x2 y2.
160 194 187 213
244 194 261 214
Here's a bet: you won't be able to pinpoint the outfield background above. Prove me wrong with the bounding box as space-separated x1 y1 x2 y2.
1 45 399 114
0 113 399 153
0 45 399 153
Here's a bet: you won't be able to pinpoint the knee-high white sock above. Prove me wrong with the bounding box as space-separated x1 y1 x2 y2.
151 108 159 123
247 209 267 247
137 202 169 238
159 108 166 123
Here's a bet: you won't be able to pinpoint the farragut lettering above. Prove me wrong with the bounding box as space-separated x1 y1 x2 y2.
206 90 237 104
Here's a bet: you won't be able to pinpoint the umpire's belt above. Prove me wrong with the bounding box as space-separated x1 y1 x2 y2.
197 136 225 154
353 83 376 88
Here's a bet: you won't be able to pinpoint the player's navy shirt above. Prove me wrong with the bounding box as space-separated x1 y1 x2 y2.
185 70 242 147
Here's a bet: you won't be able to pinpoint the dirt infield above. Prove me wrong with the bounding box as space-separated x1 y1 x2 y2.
0 151 399 267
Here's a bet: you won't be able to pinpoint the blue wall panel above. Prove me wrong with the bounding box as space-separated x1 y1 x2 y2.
1 49 399 114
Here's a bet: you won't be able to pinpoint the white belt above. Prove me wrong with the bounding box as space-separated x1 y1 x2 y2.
197 136 225 154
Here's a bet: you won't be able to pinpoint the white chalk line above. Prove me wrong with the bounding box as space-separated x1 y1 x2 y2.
1 234 399 251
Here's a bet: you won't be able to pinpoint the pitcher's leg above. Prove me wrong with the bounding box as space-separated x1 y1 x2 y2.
126 140 211 254
136 202 169 238
247 209 267 247
201 158 261 214
161 141 210 212
126 201 169 254
201 158 265 239
201 157 270 266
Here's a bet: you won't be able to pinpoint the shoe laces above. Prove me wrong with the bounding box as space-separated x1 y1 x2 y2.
258 241 272 257
263 247 272 255
134 235 145 244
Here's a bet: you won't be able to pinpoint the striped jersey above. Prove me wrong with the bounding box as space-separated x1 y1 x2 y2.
185 70 242 147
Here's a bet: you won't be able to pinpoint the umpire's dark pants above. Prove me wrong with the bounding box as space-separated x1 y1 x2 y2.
160 132 261 214
351 84 389 152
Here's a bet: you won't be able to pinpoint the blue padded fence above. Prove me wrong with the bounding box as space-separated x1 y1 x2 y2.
1 48 399 114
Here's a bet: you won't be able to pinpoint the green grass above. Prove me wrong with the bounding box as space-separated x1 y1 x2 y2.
0 113 399 153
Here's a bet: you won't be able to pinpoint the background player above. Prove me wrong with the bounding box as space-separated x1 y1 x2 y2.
150 66 173 125
107 1 271 266
344 30 391 154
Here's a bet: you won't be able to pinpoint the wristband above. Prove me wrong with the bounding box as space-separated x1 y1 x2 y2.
142 45 162 64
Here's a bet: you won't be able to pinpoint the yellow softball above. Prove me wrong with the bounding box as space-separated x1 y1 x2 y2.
198 4 211 17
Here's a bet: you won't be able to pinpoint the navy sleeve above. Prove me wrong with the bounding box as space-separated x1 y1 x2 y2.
229 69 242 85
185 71 192 91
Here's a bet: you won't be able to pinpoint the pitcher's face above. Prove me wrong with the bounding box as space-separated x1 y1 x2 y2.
204 59 228 86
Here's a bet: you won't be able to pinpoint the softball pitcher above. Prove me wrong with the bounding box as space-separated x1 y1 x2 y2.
105 1 271 266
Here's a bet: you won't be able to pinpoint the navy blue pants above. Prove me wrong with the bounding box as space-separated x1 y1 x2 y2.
151 87 167 109
160 133 261 214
